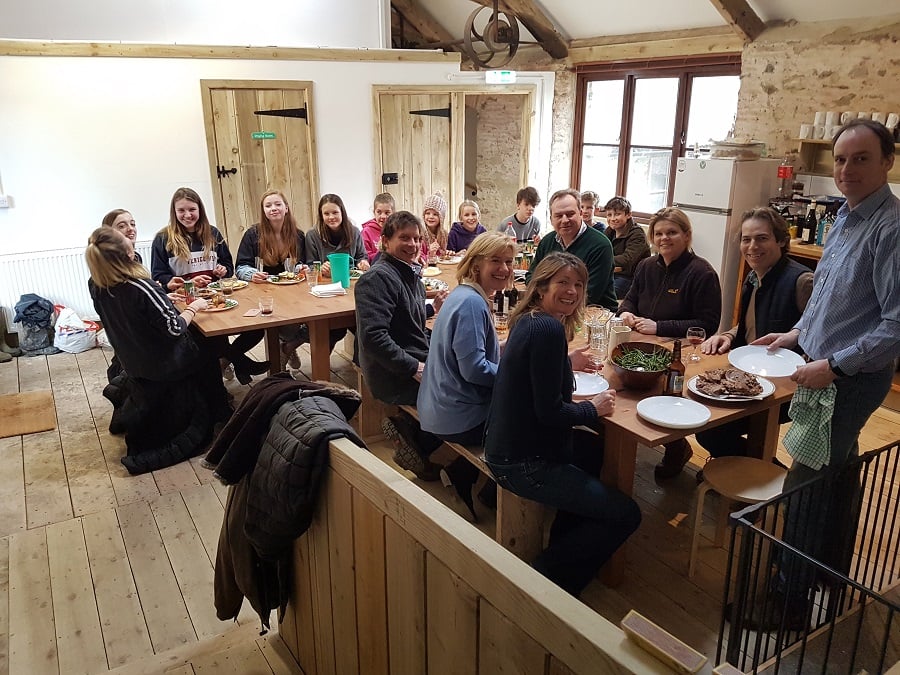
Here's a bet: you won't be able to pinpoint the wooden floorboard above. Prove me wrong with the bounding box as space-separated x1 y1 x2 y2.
0 348 896 674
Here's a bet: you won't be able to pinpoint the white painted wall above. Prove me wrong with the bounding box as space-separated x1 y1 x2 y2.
0 54 466 255
1 0 387 49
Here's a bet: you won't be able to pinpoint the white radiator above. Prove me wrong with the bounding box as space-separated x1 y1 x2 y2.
0 241 153 327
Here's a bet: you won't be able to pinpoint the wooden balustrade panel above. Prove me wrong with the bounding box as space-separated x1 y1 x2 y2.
281 438 672 674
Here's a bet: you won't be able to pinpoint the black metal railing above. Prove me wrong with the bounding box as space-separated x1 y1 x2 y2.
718 440 900 674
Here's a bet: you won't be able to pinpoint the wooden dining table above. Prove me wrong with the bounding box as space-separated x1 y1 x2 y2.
594 335 798 584
190 279 357 381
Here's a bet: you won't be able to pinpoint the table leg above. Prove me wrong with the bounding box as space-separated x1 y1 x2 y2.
308 320 331 382
264 328 280 375
599 428 638 587
745 406 780 462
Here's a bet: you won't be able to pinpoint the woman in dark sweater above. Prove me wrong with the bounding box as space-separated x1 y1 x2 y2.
152 187 266 384
484 252 640 596
87 227 230 473
618 207 722 480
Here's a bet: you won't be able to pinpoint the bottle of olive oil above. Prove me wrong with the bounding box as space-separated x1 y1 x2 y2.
664 340 685 396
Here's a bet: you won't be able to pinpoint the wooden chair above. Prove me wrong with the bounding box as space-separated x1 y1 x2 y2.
688 456 787 577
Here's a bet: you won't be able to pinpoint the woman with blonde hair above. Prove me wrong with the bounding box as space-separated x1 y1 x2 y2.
417 232 515 519
485 252 639 596
447 199 487 253
87 227 229 474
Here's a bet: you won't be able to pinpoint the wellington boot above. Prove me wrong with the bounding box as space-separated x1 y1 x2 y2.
0 310 22 357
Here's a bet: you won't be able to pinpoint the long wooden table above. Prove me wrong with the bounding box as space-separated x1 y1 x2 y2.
191 280 356 381
596 337 797 584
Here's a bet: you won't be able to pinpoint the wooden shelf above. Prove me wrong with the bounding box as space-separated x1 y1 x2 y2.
795 139 900 181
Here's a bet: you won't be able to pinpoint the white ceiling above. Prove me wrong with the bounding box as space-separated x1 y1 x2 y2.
416 0 900 42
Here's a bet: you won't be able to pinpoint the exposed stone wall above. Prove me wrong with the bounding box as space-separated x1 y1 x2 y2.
735 15 900 158
469 94 524 228
549 69 577 193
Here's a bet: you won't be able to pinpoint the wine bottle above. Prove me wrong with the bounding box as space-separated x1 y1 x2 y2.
663 340 685 397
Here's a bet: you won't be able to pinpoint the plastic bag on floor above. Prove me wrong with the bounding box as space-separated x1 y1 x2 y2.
53 306 99 353
21 324 60 356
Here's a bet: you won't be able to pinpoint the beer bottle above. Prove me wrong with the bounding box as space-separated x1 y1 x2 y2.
664 340 685 396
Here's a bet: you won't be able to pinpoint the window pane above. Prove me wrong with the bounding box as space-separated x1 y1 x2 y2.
631 78 679 147
685 75 740 147
583 80 625 145
626 148 671 213
580 145 619 200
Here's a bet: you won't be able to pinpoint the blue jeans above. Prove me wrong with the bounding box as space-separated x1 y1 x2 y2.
486 431 641 596
778 366 893 606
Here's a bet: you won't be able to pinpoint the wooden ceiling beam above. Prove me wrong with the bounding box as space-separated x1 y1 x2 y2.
391 0 461 51
470 0 569 59
707 0 766 42
569 25 735 49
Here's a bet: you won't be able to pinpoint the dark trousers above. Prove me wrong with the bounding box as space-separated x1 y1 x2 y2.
696 403 792 459
778 367 893 608
487 430 641 596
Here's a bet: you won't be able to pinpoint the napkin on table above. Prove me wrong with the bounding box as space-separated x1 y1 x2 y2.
310 282 347 298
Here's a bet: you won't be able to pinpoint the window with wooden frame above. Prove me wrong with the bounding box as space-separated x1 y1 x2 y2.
572 56 741 218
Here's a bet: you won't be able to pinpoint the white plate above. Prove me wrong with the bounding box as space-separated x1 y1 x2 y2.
573 372 609 399
201 298 238 312
687 374 775 402
728 345 805 377
422 266 442 277
636 396 711 429
437 256 463 265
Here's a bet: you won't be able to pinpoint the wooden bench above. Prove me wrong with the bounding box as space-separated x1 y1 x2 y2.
398 404 546 562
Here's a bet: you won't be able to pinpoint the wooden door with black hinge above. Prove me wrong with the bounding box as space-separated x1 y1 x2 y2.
375 92 458 217
200 80 319 249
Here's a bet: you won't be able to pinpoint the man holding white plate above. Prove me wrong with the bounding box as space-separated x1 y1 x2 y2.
751 119 900 629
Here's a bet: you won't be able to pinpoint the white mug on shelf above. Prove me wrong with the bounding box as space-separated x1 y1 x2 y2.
825 111 838 127
813 125 826 140
858 112 872 120
825 125 840 141
841 111 854 124
799 124 814 139
813 111 826 126
886 113 899 130
872 112 887 124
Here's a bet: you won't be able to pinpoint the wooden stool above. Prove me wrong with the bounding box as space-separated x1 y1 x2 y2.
688 456 787 577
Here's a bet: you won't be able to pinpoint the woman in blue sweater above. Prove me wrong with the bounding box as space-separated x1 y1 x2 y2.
417 232 515 519
485 253 640 596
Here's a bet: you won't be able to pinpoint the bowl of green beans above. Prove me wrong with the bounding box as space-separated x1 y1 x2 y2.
610 341 673 391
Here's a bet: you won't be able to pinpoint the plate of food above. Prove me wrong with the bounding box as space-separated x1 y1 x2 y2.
688 369 775 402
636 396 711 429
573 372 609 399
422 266 442 277
201 298 238 312
437 255 463 265
268 271 305 285
207 279 248 291
728 345 805 378
422 277 449 297
349 268 364 281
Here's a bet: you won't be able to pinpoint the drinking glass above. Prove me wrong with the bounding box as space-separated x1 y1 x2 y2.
588 331 607 374
259 295 275 316
494 312 509 335
686 327 706 362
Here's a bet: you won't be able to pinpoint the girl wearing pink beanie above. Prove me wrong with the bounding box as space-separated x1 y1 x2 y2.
421 193 449 264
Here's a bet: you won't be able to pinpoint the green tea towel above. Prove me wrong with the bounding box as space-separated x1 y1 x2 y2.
783 383 837 470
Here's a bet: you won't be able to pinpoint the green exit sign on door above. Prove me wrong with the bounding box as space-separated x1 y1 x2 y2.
252 131 276 140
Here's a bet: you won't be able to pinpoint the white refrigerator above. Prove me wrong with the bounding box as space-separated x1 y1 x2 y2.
672 157 781 331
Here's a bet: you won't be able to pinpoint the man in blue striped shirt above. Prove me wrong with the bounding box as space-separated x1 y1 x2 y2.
747 119 899 630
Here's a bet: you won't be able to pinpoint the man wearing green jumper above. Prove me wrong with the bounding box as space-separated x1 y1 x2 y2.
527 188 617 311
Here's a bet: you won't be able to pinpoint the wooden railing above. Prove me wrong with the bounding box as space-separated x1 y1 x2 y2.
278 437 673 674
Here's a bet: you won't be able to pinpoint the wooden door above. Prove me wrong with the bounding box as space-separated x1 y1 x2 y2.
201 80 319 248
374 87 534 224
375 92 457 216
